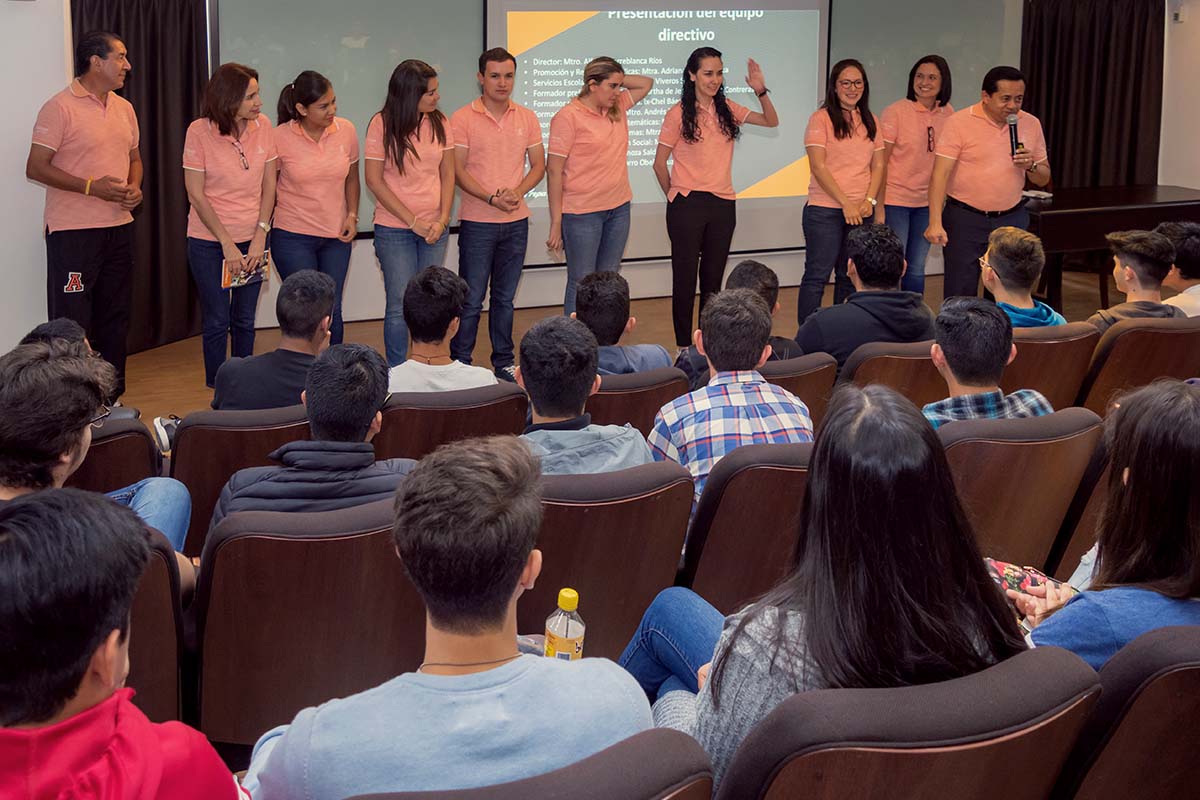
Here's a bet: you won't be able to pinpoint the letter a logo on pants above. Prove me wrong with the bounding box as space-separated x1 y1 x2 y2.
63 272 84 293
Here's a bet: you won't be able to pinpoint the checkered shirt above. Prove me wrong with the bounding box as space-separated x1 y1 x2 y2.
921 389 1054 430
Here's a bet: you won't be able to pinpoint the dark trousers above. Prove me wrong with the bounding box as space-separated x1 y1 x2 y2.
187 237 261 387
797 204 858 325
667 191 736 346
270 228 352 345
45 223 133 397
451 219 529 370
942 200 1030 298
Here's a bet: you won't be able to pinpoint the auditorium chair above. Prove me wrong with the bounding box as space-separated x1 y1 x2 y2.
346 729 713 800
192 500 425 745
589 367 689 436
1045 443 1109 582
127 529 184 723
374 382 528 460
758 353 838 427
65 416 160 494
517 462 693 660
170 404 311 556
716 647 1100 800
938 409 1104 569
1076 316 1200 416
1004 323 1102 410
680 443 812 614
839 340 945 408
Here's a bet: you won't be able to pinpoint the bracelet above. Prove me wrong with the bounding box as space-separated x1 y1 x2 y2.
486 194 494 207
347 212 358 220
756 87 770 98
84 177 94 196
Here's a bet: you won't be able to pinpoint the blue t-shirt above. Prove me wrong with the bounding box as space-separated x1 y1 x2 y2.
1031 585 1200 670
597 344 673 376
245 655 651 798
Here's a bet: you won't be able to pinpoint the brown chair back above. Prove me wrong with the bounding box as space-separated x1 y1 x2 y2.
1077 317 1200 416
517 463 694 660
1005 323 1101 410
681 443 812 614
590 367 689 436
127 529 182 722
758 354 838 427
1046 443 1109 582
939 409 1103 569
194 500 425 744
66 417 160 493
170 405 311 556
375 383 529 460
715 647 1100 800
840 340 945 408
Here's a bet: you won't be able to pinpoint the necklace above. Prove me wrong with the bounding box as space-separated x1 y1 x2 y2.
408 352 452 364
418 653 521 673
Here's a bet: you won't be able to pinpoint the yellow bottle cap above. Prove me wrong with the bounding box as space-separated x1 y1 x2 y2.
557 587 579 612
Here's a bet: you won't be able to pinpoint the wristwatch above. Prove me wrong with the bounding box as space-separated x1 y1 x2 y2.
866 197 878 207
756 87 770 98
258 221 272 234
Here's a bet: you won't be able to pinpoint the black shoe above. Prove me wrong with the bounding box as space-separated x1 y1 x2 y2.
495 365 517 383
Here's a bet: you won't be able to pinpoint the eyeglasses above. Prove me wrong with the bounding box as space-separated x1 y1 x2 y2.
978 255 993 271
837 79 864 90
380 392 392 411
231 139 249 170
927 126 935 153
90 405 112 429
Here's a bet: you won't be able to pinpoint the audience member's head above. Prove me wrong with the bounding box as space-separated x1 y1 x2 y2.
982 227 1046 294
931 297 1015 389
516 316 599 419
0 341 114 492
303 343 389 443
1155 221 1200 287
277 270 335 347
393 436 542 633
404 266 468 345
697 288 772 373
725 259 781 315
1106 230 1175 292
20 318 88 348
0 489 150 726
574 271 632 347
847 223 906 290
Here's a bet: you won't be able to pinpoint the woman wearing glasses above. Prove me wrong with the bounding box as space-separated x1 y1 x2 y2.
876 55 954 295
796 59 885 324
183 62 278 386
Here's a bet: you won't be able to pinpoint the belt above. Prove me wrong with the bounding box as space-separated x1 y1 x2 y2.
946 196 1027 218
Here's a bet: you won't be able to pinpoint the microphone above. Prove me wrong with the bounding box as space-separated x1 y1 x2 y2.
1007 114 1020 156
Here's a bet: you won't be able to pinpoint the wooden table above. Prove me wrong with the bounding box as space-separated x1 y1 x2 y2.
1026 185 1200 310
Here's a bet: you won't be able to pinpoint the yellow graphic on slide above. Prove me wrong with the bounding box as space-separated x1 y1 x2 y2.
737 156 810 200
508 11 600 56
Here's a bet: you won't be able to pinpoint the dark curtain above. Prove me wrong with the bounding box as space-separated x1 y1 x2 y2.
1020 0 1164 189
72 0 207 352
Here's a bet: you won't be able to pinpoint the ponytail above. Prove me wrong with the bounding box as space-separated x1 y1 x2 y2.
276 70 333 126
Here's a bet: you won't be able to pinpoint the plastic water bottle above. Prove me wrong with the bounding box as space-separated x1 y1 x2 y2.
544 588 585 660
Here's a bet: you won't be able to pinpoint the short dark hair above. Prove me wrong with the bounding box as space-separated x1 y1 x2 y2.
987 227 1046 292
203 62 259 137
20 317 87 346
935 297 1013 386
1155 221 1200 280
518 317 598 418
574 271 630 346
479 47 517 74
1106 230 1175 288
277 270 335 340
74 31 121 78
847 223 905 289
0 489 149 726
304 344 388 442
0 341 114 489
404 267 467 344
700 289 771 372
393 436 542 633
725 260 780 310
982 66 1026 94
905 55 952 108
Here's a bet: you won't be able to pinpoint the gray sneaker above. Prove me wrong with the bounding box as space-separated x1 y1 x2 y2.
152 415 181 454
495 365 517 383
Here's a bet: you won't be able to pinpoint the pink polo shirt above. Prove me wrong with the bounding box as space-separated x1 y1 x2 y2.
364 114 454 230
183 116 278 242
31 80 140 233
936 104 1049 212
450 99 542 224
548 91 636 215
880 99 955 207
658 98 752 201
803 108 884 209
273 118 359 238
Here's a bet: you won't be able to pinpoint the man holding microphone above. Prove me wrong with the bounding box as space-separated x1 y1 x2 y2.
925 66 1050 298
26 31 142 398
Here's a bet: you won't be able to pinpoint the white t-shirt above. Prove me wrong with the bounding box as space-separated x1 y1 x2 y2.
387 359 498 393
1164 284 1200 317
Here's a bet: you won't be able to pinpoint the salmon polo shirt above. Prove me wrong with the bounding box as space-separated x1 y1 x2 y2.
548 91 636 215
183 115 278 242
803 107 884 209
451 99 542 223
273 118 360 238
365 114 455 230
880 99 954 207
31 80 140 233
936 103 1048 212
658 98 752 202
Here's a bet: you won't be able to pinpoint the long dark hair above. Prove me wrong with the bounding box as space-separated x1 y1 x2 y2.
379 60 447 174
1092 380 1200 597
710 385 1025 701
202 63 258 137
278 70 332 126
821 58 876 141
679 47 740 145
905 54 953 108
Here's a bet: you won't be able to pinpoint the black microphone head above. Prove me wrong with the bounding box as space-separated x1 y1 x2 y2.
1006 113 1019 127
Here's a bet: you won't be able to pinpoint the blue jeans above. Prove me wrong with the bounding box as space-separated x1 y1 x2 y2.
883 205 932 294
561 201 630 315
797 204 858 325
374 224 449 366
106 477 192 552
619 587 724 703
451 219 529 370
187 237 262 387
270 227 352 345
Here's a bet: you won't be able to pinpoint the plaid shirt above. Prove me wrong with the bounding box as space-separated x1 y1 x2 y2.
922 388 1054 430
649 371 814 505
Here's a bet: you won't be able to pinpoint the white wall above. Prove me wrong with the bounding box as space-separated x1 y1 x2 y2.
1158 1 1200 189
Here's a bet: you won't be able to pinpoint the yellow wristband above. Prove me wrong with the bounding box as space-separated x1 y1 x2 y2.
84 177 94 196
